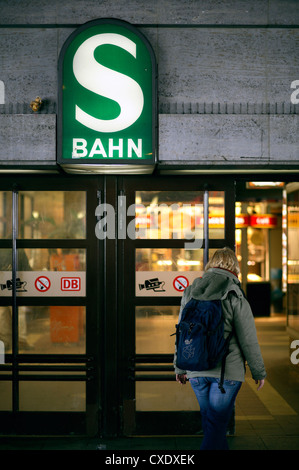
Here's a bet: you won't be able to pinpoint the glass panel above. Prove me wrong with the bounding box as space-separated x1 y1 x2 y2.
136 249 204 296
0 247 13 339
0 248 13 354
209 191 225 239
0 306 12 353
136 381 198 411
135 252 216 354
287 188 299 330
135 190 225 240
19 248 86 271
0 248 12 272
247 227 267 282
136 306 179 355
18 306 86 354
18 191 86 239
288 285 299 330
0 381 12 411
13 249 86 298
136 248 217 297
136 248 204 272
235 228 243 284
135 191 204 240
19 380 85 411
0 192 12 239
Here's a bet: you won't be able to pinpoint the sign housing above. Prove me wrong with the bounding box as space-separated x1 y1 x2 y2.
58 19 157 174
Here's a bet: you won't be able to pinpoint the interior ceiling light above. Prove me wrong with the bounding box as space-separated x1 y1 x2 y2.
247 182 284 188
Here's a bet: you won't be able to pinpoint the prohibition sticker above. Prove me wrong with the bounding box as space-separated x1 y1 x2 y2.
35 276 51 292
173 275 189 292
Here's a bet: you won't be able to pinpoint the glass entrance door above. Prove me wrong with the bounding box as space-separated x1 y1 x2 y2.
0 174 236 437
121 176 235 435
0 176 102 435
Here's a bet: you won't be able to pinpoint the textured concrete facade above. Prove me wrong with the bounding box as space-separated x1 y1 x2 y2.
0 0 298 171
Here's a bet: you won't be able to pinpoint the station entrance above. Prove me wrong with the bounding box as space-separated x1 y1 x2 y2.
0 174 297 437
0 174 235 436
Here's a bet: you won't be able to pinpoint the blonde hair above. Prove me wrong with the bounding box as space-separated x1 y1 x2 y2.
205 247 240 275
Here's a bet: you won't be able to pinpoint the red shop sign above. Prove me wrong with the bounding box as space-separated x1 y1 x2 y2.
250 214 277 228
236 214 250 228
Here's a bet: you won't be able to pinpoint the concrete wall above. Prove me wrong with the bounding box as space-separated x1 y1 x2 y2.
0 0 298 170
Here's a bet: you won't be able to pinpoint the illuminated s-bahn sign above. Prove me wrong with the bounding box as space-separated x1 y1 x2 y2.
58 19 157 174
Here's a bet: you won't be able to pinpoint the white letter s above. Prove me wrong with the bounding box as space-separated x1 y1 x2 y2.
73 33 144 133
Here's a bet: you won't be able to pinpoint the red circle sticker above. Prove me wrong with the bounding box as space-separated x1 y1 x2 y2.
173 275 189 292
35 276 51 292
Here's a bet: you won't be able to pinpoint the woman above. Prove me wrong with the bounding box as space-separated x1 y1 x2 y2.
174 247 266 450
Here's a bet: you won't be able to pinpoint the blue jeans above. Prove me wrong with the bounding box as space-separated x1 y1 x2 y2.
189 377 242 450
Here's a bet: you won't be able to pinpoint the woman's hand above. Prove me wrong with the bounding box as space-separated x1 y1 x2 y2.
176 374 187 385
255 379 265 391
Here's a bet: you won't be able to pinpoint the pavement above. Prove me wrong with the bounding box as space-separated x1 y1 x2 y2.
0 314 299 452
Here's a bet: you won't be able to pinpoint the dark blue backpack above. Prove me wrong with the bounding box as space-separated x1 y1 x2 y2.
175 298 233 393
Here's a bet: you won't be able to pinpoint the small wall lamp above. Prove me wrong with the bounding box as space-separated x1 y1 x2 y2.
30 96 42 112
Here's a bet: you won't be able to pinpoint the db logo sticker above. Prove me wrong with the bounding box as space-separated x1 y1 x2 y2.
173 276 189 292
61 277 81 291
35 276 51 292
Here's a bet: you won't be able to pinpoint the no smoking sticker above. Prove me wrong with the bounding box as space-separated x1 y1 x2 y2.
35 276 51 292
173 275 189 292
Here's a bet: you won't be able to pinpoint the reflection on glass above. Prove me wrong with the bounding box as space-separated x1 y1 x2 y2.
20 248 86 272
288 285 299 331
0 306 12 353
136 248 217 273
209 191 225 239
136 249 204 272
287 188 299 330
136 381 198 411
0 249 13 304
1 248 86 273
0 248 13 353
19 381 85 411
18 191 86 239
136 306 179 354
0 248 12 271
235 227 243 284
288 190 299 282
0 192 12 239
18 306 86 354
0 381 12 411
135 191 204 240
135 191 225 239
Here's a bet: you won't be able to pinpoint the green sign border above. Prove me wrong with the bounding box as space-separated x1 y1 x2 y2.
57 18 157 172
